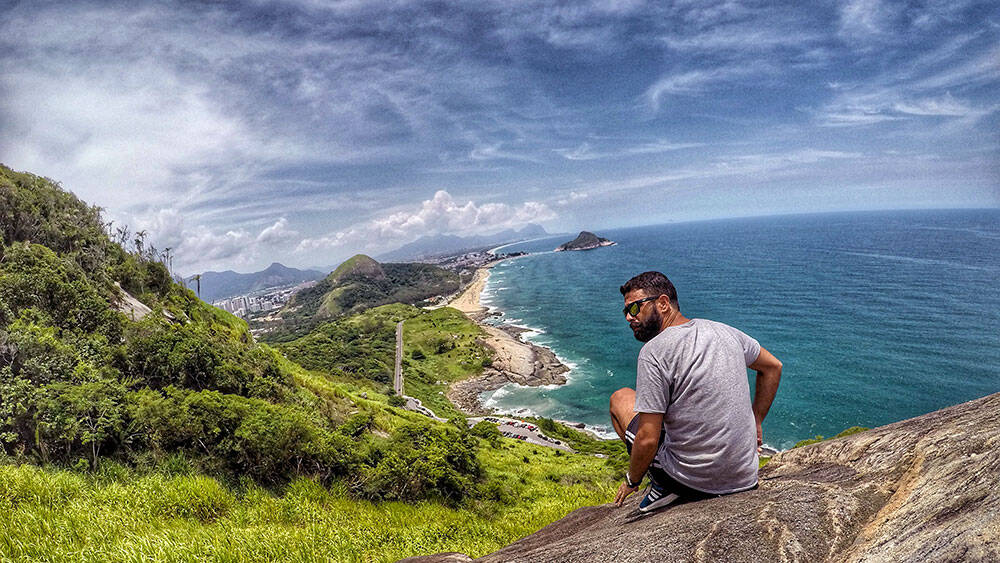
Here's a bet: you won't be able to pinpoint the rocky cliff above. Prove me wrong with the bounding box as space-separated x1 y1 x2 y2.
404 392 1000 562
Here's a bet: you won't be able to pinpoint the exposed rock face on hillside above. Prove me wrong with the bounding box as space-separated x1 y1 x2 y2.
112 282 153 321
554 231 615 251
409 392 1000 562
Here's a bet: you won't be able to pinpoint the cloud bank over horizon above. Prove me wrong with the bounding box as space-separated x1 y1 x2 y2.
1 0 997 275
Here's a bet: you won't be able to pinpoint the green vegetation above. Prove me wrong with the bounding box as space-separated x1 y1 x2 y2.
0 166 481 501
267 254 459 338
272 304 490 421
0 434 617 562
401 307 491 419
528 417 628 461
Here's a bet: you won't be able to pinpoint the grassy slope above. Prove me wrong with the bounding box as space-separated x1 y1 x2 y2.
274 303 490 421
0 437 617 562
401 306 489 420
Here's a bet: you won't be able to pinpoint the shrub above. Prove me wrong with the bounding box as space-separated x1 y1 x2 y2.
469 421 501 447
126 387 357 484
360 422 481 503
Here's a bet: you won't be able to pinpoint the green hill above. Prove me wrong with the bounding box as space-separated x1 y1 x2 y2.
270 253 458 337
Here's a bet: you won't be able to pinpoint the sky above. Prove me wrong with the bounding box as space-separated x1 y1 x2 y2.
1 0 998 275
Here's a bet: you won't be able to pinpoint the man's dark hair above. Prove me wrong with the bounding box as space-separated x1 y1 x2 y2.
620 271 679 308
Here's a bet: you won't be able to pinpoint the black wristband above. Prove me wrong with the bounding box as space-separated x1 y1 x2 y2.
625 471 641 488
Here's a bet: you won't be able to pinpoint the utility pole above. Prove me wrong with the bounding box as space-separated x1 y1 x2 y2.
189 274 201 298
394 321 404 396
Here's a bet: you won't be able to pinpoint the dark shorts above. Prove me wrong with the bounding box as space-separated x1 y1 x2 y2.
624 415 750 504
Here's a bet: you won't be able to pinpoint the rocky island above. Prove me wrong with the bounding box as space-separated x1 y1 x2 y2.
554 231 615 252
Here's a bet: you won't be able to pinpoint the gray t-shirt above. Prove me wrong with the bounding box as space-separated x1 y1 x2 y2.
634 318 761 494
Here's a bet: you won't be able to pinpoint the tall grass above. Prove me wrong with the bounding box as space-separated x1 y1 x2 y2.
0 436 618 562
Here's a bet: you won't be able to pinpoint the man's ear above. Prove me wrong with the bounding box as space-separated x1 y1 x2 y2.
656 294 672 314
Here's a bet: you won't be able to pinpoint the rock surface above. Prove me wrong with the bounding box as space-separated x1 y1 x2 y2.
447 324 569 416
412 392 1000 562
554 231 615 251
112 282 153 321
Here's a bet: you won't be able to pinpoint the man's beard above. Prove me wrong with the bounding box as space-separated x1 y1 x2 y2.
630 308 662 342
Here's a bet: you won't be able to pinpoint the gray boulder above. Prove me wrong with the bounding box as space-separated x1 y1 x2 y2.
410 392 1000 562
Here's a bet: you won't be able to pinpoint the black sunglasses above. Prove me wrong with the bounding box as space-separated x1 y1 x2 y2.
623 296 659 317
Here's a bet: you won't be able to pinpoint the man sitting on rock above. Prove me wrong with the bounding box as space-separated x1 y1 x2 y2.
611 271 782 513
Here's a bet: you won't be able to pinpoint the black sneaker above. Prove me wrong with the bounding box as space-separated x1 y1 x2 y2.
638 475 681 513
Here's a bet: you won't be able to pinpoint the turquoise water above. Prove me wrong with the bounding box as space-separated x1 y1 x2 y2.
479 209 1000 450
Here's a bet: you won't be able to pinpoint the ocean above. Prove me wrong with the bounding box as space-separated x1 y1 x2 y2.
479 209 1000 450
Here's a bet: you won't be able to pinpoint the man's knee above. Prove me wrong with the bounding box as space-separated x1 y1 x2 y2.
609 387 636 414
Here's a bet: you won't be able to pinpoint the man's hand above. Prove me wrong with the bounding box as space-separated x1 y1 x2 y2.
614 481 639 507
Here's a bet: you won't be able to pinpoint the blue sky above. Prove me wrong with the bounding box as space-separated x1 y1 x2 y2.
1 0 997 274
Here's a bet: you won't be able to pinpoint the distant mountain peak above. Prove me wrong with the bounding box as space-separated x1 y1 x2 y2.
377 224 550 262
327 254 386 282
186 262 325 302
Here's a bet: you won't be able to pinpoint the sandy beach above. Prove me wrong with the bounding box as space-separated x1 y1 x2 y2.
447 267 492 320
445 264 569 415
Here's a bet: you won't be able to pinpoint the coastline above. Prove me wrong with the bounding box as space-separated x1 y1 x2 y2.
445 261 570 416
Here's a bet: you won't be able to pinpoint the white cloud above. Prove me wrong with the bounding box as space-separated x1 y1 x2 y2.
296 190 556 253
588 148 866 193
180 227 255 265
116 208 302 274
555 140 702 160
556 191 589 206
838 0 901 41
646 69 727 106
256 217 298 244
816 89 994 127
468 143 543 163
661 26 820 53
645 64 775 110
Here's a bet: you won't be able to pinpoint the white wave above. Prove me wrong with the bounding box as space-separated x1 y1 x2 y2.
506 322 546 336
584 424 617 440
838 250 997 273
480 385 513 408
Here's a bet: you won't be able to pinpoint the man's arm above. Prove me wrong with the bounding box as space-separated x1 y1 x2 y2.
749 346 782 448
613 411 663 506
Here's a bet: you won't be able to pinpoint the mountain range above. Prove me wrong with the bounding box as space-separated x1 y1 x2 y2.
376 223 548 262
185 262 325 302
